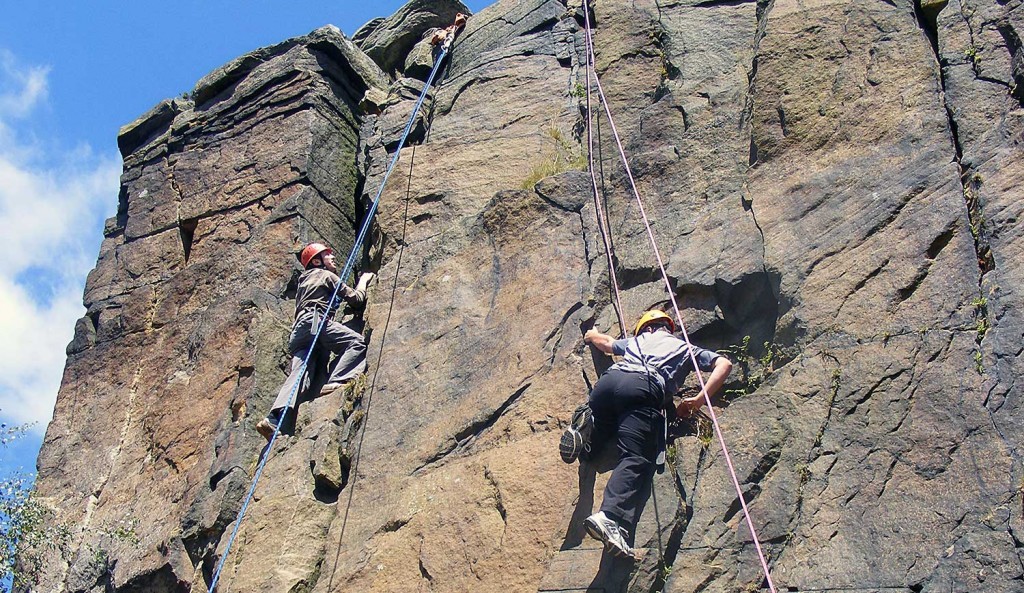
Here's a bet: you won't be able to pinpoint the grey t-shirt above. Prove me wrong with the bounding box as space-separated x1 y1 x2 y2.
610 330 722 397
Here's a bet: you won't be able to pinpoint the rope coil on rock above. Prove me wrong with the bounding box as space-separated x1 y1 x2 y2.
581 4 778 591
206 44 453 593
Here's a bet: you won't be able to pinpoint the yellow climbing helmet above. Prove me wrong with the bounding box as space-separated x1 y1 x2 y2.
634 310 675 335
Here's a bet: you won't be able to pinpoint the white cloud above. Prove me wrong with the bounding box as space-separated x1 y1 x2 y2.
0 277 89 427
0 152 119 279
0 52 121 429
0 49 50 120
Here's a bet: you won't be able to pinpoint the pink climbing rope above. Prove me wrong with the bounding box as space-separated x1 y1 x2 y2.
581 4 779 592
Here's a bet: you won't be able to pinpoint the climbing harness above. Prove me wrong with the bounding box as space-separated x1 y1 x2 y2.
207 35 458 593
580 3 779 591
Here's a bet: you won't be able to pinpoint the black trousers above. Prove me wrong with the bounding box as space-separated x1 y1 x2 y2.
588 368 662 538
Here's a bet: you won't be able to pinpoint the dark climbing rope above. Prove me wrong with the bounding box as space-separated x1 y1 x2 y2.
323 140 418 589
325 31 466 584
582 5 627 335
207 43 453 593
581 2 667 568
649 478 667 574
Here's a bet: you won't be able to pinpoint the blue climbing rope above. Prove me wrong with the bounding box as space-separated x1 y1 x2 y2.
207 44 451 593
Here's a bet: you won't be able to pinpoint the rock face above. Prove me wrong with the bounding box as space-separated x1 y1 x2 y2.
32 1 1024 593
354 0 471 76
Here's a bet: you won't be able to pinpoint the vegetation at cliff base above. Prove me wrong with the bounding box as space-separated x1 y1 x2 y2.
0 420 69 593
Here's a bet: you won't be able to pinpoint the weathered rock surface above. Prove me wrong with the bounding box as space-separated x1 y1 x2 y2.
31 0 1024 593
355 0 471 77
34 24 386 593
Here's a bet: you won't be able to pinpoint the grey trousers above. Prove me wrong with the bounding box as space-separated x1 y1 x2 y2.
270 311 367 415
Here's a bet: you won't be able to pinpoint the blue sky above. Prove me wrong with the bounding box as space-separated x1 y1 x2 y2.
0 1 490 477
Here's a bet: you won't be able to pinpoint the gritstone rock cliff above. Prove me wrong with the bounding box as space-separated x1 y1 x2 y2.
29 0 1024 592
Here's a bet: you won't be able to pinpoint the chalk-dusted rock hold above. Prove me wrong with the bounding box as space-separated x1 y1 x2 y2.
30 1 1024 592
356 0 470 76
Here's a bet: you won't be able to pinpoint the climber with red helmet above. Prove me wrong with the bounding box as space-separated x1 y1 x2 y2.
566 310 732 559
256 242 375 440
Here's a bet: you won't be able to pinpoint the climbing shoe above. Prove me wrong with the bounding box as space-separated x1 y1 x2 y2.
584 511 635 559
320 381 348 396
559 403 594 464
256 417 278 441
256 409 283 441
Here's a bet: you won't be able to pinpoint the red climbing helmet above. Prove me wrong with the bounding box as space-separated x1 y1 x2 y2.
300 242 332 268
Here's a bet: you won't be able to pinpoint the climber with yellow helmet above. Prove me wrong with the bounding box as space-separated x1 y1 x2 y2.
256 242 375 440
568 309 732 558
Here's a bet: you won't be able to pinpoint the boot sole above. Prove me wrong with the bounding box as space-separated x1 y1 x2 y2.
320 381 350 396
584 517 604 543
559 428 583 463
584 517 634 558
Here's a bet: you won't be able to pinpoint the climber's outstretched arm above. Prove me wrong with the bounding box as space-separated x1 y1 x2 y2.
584 329 615 354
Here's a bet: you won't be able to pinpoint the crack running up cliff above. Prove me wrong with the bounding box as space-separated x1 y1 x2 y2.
912 0 994 357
